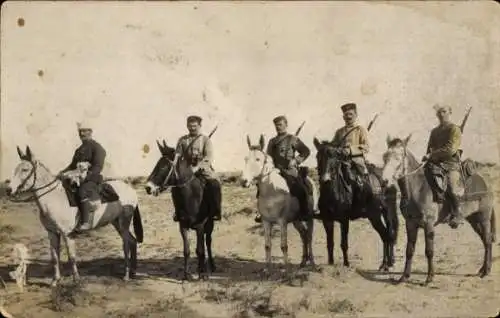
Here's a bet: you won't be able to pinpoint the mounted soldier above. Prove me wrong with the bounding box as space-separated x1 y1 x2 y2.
331 103 370 206
173 115 222 222
254 115 313 223
58 120 106 232
420 104 464 229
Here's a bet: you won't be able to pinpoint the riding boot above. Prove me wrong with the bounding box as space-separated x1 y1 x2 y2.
77 200 94 231
209 180 222 221
448 194 464 229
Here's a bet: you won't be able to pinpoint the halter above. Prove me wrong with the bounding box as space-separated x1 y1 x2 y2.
9 160 59 203
392 145 425 180
248 149 275 186
159 154 195 191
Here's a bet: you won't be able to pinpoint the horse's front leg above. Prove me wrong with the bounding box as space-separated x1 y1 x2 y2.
279 220 289 274
262 220 273 276
340 220 350 267
196 228 208 280
397 219 419 284
48 231 62 286
62 235 80 283
368 214 391 272
322 220 334 265
423 221 435 285
179 226 192 281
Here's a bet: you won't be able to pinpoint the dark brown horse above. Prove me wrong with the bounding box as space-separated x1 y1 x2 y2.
313 138 398 271
145 140 216 281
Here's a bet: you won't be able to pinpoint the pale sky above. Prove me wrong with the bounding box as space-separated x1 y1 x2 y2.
1 1 499 179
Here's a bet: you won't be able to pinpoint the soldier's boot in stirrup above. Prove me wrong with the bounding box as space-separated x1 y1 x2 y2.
78 201 94 231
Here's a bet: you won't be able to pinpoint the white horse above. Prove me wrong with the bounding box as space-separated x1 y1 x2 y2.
241 135 318 275
5 146 144 286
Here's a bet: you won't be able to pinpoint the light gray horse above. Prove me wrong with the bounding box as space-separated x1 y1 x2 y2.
5 146 144 286
381 135 496 285
241 135 319 276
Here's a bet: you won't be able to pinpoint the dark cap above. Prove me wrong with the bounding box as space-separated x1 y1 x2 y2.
340 103 357 113
273 115 287 124
187 115 202 124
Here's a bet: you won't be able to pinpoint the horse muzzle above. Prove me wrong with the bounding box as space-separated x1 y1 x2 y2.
144 182 160 196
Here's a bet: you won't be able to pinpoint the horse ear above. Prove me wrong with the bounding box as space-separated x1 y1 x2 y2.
246 135 252 149
25 146 33 161
162 140 168 150
313 137 321 150
386 134 392 147
403 133 413 146
259 134 265 151
17 146 24 160
156 140 164 154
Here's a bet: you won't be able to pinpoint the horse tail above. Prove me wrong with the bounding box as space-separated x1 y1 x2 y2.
133 205 144 244
491 207 496 243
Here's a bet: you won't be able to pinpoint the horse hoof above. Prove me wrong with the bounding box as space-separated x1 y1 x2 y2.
343 261 350 268
129 271 137 279
378 264 389 272
299 261 307 268
328 260 334 266
199 274 209 281
183 273 193 281
50 279 60 287
395 275 408 285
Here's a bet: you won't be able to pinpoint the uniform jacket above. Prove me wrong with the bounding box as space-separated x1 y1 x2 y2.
266 133 310 176
63 139 106 183
332 123 369 157
426 122 462 170
175 133 215 177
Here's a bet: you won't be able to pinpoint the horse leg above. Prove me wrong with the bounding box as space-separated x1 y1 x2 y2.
398 219 419 284
48 231 62 287
262 220 273 277
340 220 350 267
279 220 290 275
423 221 435 285
60 234 80 283
180 226 192 281
292 221 308 268
368 215 391 272
205 220 216 273
196 227 208 280
306 219 316 267
322 220 334 265
468 213 492 277
112 220 131 281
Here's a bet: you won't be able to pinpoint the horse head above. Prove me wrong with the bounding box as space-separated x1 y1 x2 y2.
145 139 177 196
381 133 413 186
241 134 270 188
6 145 38 196
313 137 341 183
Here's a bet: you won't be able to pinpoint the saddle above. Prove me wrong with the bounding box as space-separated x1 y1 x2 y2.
62 180 120 208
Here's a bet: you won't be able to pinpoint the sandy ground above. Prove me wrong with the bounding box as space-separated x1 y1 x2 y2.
0 168 498 318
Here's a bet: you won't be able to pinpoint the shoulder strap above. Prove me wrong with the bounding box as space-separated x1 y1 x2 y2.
336 125 360 146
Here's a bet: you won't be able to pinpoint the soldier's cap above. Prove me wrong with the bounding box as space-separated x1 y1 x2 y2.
187 115 202 124
76 120 93 131
341 103 357 113
433 104 452 113
273 115 287 124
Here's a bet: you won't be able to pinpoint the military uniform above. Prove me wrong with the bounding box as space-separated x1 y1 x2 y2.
255 115 313 223
174 116 221 222
61 123 106 231
423 119 463 228
332 123 370 177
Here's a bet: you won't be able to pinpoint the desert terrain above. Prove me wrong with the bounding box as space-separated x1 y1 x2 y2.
0 167 498 318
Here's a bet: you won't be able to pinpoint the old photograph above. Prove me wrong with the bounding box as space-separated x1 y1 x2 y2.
0 1 499 317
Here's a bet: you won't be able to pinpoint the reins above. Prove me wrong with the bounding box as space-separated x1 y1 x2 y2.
8 161 60 203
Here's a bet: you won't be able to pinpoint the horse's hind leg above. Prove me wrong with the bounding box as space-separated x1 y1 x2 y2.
205 220 216 273
292 221 309 268
468 212 492 277
322 220 334 265
305 219 316 267
112 220 131 281
262 220 273 276
398 219 419 284
279 220 290 274
48 231 62 286
196 227 208 280
340 220 350 267
423 221 435 285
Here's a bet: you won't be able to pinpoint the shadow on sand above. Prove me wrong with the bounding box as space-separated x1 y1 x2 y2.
0 255 316 287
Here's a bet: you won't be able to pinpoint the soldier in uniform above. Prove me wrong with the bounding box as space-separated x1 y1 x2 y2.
174 115 222 222
58 121 106 232
421 104 464 229
331 103 370 206
254 115 313 223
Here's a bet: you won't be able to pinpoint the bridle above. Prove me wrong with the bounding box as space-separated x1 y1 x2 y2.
9 160 59 203
157 154 195 191
247 149 274 186
387 145 425 182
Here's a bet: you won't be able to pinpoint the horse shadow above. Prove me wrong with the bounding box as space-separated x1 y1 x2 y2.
0 255 314 287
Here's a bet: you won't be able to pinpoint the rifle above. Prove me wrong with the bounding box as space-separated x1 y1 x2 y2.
367 113 379 132
460 107 472 133
180 124 218 160
295 121 306 136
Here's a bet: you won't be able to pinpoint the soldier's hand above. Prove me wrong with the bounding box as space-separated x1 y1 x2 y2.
288 159 297 168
